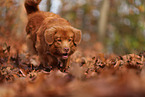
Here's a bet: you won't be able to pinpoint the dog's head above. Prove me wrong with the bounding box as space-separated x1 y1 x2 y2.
44 26 81 59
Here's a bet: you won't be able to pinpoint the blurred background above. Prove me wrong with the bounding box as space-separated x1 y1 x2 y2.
0 0 145 55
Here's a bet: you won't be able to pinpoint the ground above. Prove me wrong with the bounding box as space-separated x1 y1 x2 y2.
0 37 145 97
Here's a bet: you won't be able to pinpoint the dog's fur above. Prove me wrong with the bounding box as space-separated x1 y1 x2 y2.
25 0 82 69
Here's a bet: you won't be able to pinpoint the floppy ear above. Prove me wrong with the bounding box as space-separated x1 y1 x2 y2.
72 27 82 45
44 27 56 45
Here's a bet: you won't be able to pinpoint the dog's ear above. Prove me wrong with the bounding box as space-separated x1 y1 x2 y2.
72 27 82 45
44 27 56 45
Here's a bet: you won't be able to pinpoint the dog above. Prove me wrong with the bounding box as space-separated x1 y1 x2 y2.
24 0 82 70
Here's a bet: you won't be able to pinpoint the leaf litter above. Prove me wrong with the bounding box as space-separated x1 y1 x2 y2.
0 41 145 97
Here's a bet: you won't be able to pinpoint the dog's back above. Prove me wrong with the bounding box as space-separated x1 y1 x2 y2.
25 0 60 35
25 0 61 54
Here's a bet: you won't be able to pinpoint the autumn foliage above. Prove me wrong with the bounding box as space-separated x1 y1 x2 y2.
0 41 145 97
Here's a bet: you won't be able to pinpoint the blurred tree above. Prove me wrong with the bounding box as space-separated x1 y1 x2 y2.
50 0 62 14
98 0 110 41
105 0 145 54
39 0 48 11
12 0 27 38
47 0 51 11
0 0 27 38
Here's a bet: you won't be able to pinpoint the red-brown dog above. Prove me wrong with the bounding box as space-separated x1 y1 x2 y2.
25 0 82 70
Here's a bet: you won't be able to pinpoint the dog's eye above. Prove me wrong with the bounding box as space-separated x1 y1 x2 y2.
68 38 72 42
56 37 61 42
57 39 61 42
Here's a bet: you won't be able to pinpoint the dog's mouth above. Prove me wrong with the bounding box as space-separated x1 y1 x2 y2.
62 53 68 59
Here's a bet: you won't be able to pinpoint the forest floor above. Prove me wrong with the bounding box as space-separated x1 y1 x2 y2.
0 36 145 97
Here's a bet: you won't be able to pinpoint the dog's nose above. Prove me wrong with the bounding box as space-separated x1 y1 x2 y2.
64 48 69 52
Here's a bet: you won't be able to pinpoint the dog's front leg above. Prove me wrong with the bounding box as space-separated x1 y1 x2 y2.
60 57 70 71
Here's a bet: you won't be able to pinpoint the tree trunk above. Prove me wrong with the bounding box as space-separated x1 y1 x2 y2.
12 0 27 38
50 0 62 14
39 0 48 11
98 0 110 41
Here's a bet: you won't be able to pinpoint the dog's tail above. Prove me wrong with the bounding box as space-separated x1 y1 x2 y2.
24 0 41 15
